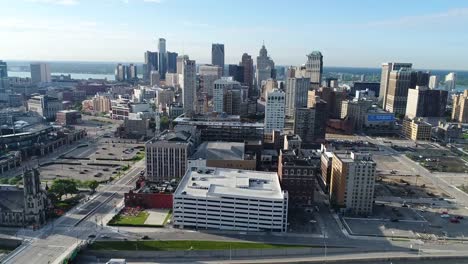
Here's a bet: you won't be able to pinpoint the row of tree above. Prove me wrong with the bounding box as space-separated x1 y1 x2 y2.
48 179 99 201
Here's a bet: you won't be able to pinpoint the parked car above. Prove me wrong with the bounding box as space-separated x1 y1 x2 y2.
450 218 460 223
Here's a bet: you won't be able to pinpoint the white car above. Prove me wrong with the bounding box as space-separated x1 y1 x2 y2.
441 214 451 218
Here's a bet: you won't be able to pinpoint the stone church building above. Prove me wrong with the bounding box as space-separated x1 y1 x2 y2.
0 169 49 227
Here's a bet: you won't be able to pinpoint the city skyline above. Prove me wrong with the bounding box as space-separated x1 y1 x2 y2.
0 0 468 70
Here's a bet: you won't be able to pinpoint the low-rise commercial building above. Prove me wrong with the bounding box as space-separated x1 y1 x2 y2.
173 167 289 232
55 110 81 125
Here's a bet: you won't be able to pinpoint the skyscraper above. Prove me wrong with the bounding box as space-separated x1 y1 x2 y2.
213 78 242 114
30 63 51 84
181 58 196 115
293 100 327 144
158 38 167 79
379 62 412 108
0 60 8 93
167 51 178 73
285 77 310 117
199 65 222 78
177 55 189 74
445 72 456 91
256 44 275 91
211 43 225 75
428 75 439 89
115 64 127 81
264 88 285 134
240 53 254 95
385 69 429 115
304 51 323 88
144 51 158 80
126 64 137 80
228 64 244 83
405 86 448 119
452 90 468 123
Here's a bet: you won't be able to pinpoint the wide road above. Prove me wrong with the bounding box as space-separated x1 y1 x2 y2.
2 159 145 264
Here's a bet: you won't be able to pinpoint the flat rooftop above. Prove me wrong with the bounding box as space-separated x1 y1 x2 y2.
190 142 244 161
175 167 285 200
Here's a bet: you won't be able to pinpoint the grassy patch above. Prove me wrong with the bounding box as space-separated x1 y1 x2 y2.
90 240 312 251
109 211 149 225
132 151 145 162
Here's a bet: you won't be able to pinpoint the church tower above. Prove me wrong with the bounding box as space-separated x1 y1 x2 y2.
23 169 47 226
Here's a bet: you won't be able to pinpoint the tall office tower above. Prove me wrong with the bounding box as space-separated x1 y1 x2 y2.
452 90 468 123
428 75 439 89
256 44 275 91
176 55 189 74
167 51 178 74
115 64 127 81
181 59 197 115
156 88 175 107
126 64 137 80
406 86 448 119
293 100 327 144
150 71 160 86
30 63 51 84
144 51 158 80
304 51 323 88
325 77 338 88
199 65 223 79
330 152 376 215
228 64 244 83
285 77 310 117
211 43 225 74
240 53 254 95
213 79 242 114
385 69 429 115
145 131 196 182
0 60 8 93
158 38 167 79
264 88 285 134
379 62 412 108
445 72 456 91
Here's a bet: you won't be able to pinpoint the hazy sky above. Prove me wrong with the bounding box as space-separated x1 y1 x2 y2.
1 0 468 70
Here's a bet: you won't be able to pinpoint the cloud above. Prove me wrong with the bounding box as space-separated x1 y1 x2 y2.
27 0 79 5
143 0 163 3
354 7 468 28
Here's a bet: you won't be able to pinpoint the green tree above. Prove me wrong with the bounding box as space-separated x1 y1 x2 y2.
87 180 99 192
160 116 170 131
49 179 78 200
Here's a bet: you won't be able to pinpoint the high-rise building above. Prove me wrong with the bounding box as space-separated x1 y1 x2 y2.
405 86 448 119
211 43 225 75
240 53 254 96
167 51 178 73
452 90 468 123
30 63 51 84
115 64 127 82
145 130 196 182
176 55 189 75
379 62 412 108
264 88 285 134
181 59 197 115
256 44 275 90
428 75 439 89
213 79 243 114
27 94 63 120
0 60 8 93
294 100 327 144
304 51 323 88
385 69 429 115
199 64 222 79
285 77 310 117
144 51 158 80
228 64 244 83
150 71 160 86
156 88 175 107
158 38 167 79
126 64 137 80
330 152 376 215
445 72 456 91
199 74 218 97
